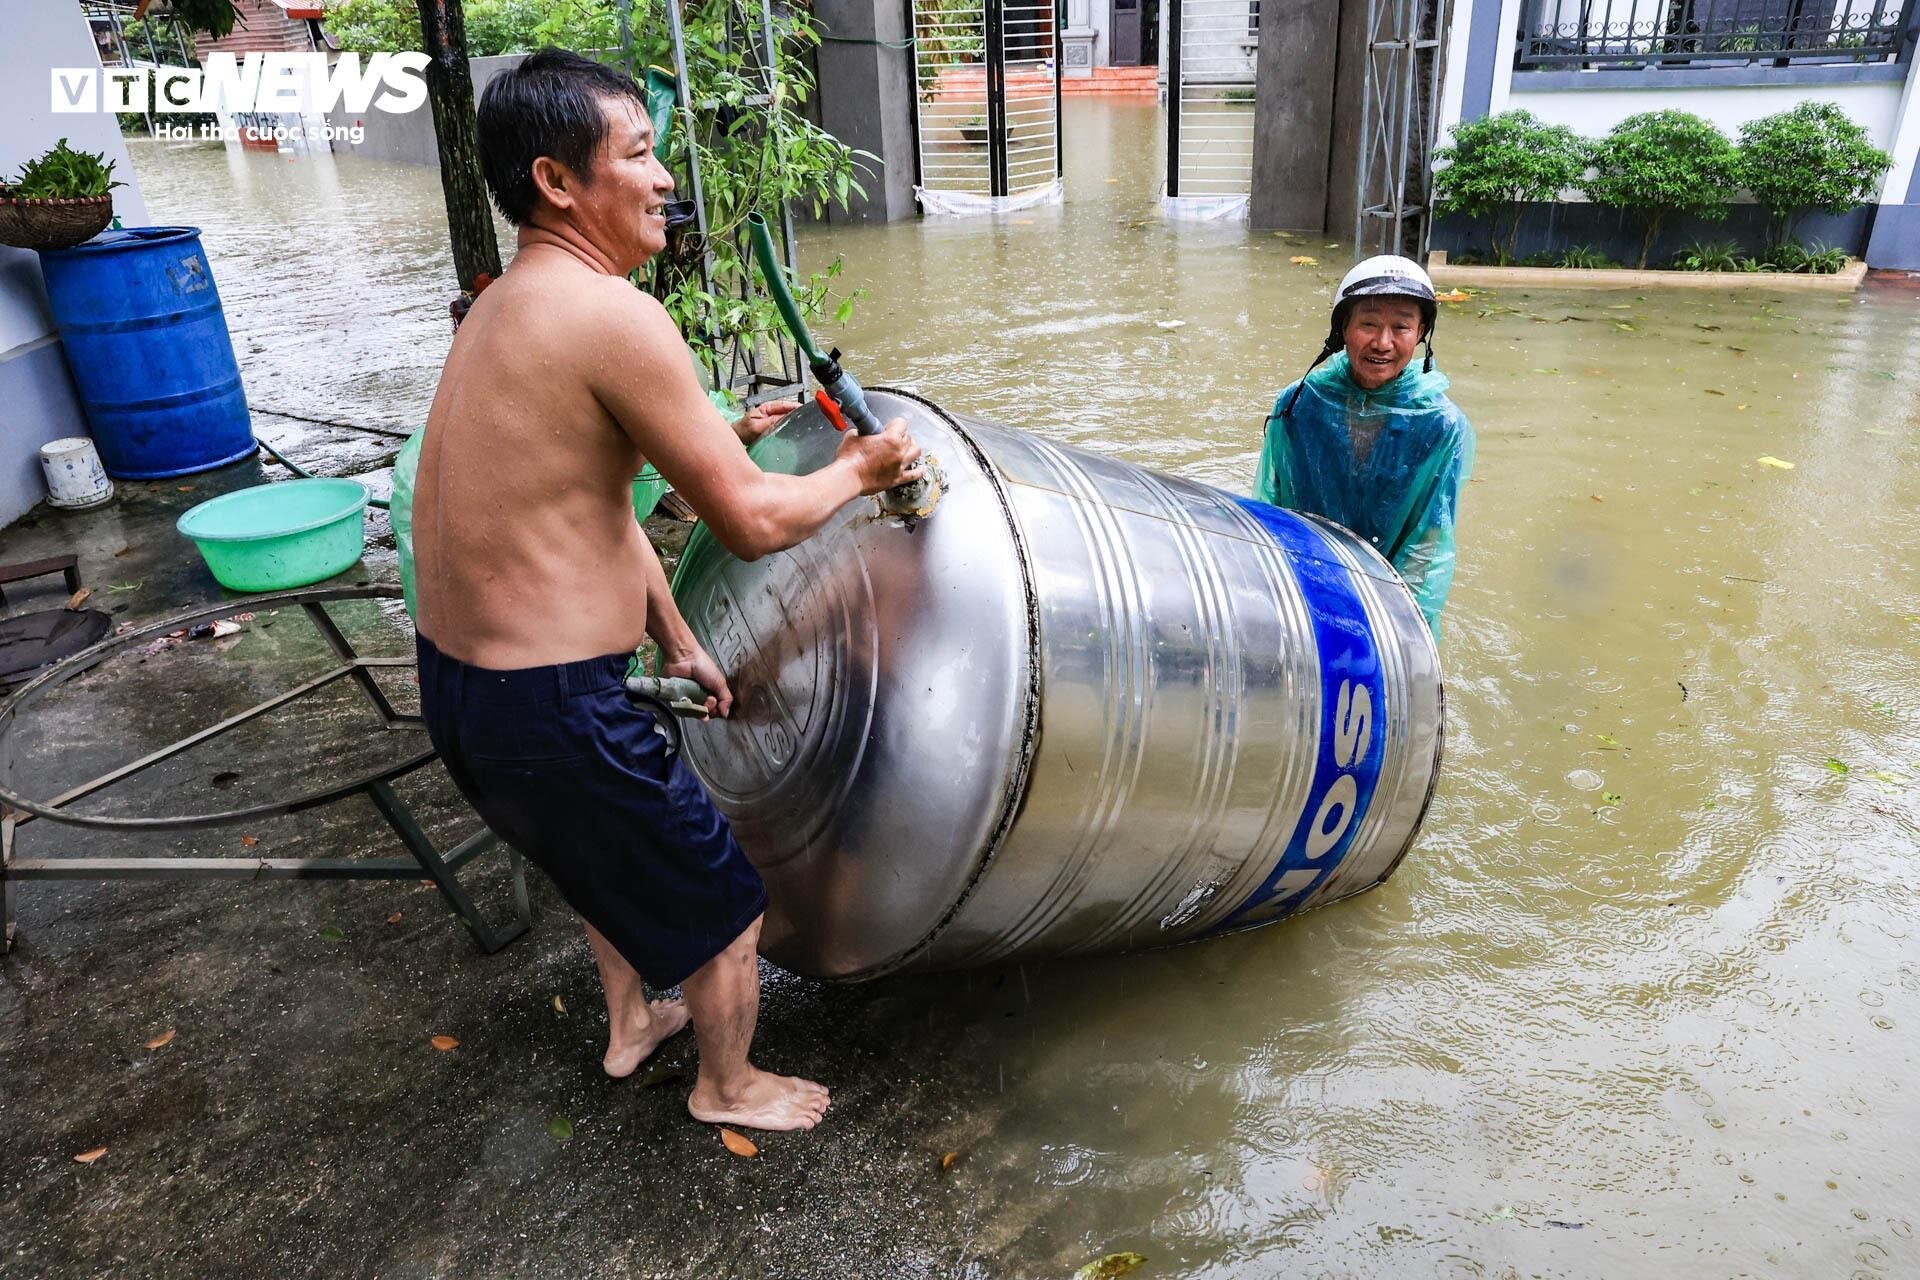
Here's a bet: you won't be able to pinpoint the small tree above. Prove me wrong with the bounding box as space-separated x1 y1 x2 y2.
1432 110 1587 266
1585 110 1740 270
1738 102 1892 248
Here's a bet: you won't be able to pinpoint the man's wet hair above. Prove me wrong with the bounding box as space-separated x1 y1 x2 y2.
477 47 648 226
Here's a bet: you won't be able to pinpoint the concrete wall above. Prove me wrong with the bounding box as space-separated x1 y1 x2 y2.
815 0 920 222
1505 79 1906 147
3 3 155 527
1249 0 1339 230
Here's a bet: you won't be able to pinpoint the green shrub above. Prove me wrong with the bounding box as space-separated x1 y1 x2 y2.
6 140 123 200
1738 102 1892 247
1584 110 1741 269
1433 110 1587 266
1757 240 1850 274
1675 239 1753 272
1558 244 1614 269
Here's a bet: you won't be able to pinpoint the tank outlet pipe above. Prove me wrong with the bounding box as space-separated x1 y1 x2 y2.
625 674 713 719
746 214 941 517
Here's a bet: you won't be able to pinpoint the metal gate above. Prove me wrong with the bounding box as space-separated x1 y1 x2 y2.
1352 0 1447 257
1163 0 1258 217
911 0 1063 212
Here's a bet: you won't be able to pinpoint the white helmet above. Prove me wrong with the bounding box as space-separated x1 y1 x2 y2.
1282 253 1438 417
1335 254 1436 312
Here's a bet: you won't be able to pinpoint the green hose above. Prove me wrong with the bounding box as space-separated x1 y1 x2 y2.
748 212 822 369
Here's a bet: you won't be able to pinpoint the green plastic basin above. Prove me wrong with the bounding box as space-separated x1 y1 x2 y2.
632 466 667 522
177 478 370 592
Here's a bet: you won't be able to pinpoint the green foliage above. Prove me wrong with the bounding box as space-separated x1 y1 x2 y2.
1585 110 1740 269
1738 101 1892 246
1558 244 1614 269
1756 240 1850 274
1433 110 1586 265
914 0 985 97
5 139 123 200
322 0 424 52
324 0 611 55
1675 239 1754 272
170 0 243 40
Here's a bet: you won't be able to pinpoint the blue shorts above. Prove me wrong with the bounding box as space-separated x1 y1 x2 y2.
416 634 766 988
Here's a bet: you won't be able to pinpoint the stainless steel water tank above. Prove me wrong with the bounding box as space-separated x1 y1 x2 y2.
672 389 1444 980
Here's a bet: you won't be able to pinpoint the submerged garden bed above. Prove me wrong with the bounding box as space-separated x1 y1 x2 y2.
1428 250 1868 293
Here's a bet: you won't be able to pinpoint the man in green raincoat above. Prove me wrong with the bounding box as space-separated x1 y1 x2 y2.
1256 254 1474 639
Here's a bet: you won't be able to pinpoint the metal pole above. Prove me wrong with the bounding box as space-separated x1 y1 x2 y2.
1054 0 1064 179
1165 0 1182 198
1353 0 1379 252
758 0 807 389
1390 0 1418 251
665 0 722 388
987 0 1009 197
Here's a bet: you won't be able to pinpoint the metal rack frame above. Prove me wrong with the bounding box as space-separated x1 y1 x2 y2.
1352 0 1447 259
0 587 528 955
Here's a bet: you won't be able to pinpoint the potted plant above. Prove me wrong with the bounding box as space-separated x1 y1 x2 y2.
0 139 123 252
960 116 989 145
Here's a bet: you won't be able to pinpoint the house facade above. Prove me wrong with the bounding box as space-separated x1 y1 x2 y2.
1433 0 1920 267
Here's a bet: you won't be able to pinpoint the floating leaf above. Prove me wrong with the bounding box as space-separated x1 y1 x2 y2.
1703 388 1725 396
1601 792 1623 806
1864 770 1906 787
1694 322 1722 331
552 995 567 1017
1596 734 1620 748
720 1127 759 1158
1757 455 1795 470
1289 255 1318 266
73 1147 108 1165
548 1116 573 1142
1589 494 1603 502
1872 701 1893 717
430 1034 459 1051
940 1150 960 1172
1434 288 1471 303
1824 758 1850 775
1533 367 1559 375
144 1028 176 1051
1074 1253 1147 1280
318 926 344 942
1612 320 1638 332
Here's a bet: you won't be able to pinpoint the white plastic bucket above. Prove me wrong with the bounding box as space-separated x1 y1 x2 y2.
39 437 114 510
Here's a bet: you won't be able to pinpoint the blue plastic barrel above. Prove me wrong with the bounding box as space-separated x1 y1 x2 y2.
36 227 255 480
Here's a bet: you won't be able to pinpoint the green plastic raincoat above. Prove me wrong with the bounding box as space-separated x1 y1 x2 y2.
1255 351 1474 639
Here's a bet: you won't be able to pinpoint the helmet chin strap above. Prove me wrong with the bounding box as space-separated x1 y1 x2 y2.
1280 336 1342 419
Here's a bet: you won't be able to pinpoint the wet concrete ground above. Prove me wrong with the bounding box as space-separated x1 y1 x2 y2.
0 419 1041 1279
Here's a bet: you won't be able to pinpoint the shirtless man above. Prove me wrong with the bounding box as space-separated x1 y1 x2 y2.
411 48 922 1132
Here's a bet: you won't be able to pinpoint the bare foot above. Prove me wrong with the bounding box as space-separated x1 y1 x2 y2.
688 1069 831 1132
603 997 691 1079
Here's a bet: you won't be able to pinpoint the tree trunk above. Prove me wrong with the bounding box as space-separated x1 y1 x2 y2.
1638 212 1663 272
416 0 502 294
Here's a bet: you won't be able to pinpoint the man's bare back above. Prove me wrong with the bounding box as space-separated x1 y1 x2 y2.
413 253 661 668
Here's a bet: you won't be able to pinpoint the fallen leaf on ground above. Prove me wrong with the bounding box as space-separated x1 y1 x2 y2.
386 910 404 925
318 926 344 942
635 1060 688 1088
430 1034 459 1051
1825 758 1850 775
66 588 91 609
548 1116 573 1141
1289 255 1318 266
73 1147 108 1165
240 835 259 848
1434 288 1471 303
720 1127 758 1158
941 1150 960 1172
1074 1253 1147 1280
1757 455 1795 470
176 485 192 492
144 1028 176 1051
114 546 132 557
552 995 567 1017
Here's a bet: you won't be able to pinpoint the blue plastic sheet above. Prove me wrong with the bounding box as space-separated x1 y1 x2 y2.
1255 352 1474 639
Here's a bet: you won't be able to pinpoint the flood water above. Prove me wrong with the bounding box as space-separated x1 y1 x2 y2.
125 98 1920 1277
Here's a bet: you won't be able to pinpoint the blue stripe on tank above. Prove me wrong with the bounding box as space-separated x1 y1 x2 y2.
1212 497 1388 932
